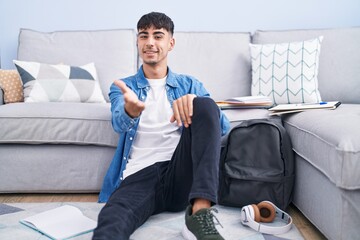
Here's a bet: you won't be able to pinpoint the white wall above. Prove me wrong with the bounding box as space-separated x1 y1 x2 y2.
1 0 360 69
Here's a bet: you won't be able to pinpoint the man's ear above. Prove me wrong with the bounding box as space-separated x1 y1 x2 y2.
169 37 175 51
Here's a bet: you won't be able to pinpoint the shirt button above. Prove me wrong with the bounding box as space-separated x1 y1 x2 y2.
120 177 123 180
141 96 145 99
123 157 126 160
130 137 133 140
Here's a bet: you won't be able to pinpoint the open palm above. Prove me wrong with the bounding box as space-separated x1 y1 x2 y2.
114 80 145 118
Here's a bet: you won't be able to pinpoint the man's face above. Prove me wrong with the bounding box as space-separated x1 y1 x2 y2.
137 26 175 66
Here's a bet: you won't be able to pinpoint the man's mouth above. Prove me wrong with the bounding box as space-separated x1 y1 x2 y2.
144 49 158 54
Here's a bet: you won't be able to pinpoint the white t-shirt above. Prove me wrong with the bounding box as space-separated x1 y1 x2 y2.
123 77 181 178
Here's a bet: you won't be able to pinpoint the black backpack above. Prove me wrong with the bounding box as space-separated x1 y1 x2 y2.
218 118 295 210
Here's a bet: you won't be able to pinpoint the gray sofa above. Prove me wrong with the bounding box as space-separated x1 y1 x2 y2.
0 27 359 239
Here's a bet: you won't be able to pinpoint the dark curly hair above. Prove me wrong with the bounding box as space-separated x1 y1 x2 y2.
137 12 174 35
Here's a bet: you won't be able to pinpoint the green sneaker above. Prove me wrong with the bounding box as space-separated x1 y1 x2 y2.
182 205 224 240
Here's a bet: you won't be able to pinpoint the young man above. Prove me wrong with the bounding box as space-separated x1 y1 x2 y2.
93 12 230 240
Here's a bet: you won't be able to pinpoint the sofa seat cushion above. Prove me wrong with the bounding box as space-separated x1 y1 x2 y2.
282 104 360 190
0 103 118 147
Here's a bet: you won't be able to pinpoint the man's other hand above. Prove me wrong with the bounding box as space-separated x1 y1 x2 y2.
170 94 196 128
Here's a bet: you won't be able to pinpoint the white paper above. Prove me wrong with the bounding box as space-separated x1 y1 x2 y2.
225 95 272 103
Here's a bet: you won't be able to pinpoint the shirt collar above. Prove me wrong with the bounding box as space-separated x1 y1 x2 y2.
136 65 178 89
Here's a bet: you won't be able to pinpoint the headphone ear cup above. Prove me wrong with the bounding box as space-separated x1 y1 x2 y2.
251 204 261 222
257 201 276 223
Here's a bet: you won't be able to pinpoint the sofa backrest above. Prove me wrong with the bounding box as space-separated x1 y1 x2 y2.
252 27 360 104
168 32 252 101
17 29 138 102
16 27 359 104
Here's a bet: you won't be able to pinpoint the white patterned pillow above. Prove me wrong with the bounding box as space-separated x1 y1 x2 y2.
250 37 323 104
13 60 106 103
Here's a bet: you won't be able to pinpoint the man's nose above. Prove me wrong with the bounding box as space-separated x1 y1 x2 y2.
146 37 155 47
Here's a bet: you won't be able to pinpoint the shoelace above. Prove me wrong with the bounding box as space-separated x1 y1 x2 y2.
194 208 223 235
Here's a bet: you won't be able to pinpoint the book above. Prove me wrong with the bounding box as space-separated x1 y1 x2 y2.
268 101 341 116
216 96 273 109
20 205 97 240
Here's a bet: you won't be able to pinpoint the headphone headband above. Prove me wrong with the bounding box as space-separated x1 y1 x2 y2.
240 201 293 235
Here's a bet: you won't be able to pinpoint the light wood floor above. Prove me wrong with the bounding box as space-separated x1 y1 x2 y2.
0 193 326 240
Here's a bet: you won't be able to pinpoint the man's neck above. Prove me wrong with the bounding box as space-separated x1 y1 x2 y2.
142 63 168 79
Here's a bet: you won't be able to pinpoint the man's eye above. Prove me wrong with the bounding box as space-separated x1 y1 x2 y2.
139 35 147 39
155 35 163 39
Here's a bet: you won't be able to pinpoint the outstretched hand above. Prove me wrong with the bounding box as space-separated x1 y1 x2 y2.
170 94 196 128
114 80 145 118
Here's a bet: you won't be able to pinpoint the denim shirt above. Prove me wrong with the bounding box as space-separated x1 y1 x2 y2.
98 66 230 202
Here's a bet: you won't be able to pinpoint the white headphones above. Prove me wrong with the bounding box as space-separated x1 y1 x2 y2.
240 201 293 235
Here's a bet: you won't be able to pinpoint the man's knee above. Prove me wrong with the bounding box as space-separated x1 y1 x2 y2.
193 97 219 117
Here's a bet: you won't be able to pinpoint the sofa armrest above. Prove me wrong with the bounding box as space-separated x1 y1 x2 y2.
0 87 4 105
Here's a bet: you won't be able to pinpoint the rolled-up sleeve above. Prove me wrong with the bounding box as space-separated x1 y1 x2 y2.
109 83 138 133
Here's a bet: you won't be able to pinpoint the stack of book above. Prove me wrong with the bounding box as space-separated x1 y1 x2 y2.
216 96 273 109
268 101 341 115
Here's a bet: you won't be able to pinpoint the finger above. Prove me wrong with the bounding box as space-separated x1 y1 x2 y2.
137 101 145 110
181 96 191 125
123 94 139 105
177 98 189 127
115 80 140 105
170 114 175 123
172 101 182 127
188 94 194 117
114 80 130 94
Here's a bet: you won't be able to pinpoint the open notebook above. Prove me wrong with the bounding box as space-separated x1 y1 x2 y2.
20 205 97 240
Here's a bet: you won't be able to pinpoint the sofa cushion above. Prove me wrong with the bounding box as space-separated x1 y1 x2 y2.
282 104 360 190
252 27 360 104
0 144 114 192
17 29 138 102
14 61 105 103
250 37 323 104
0 103 118 147
0 69 24 103
167 32 252 101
